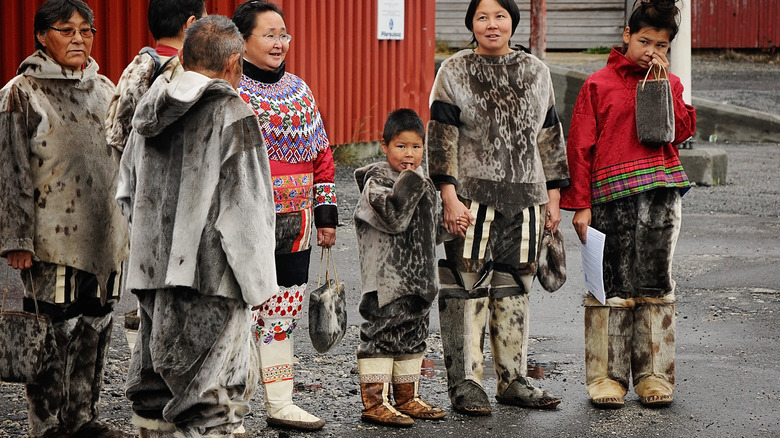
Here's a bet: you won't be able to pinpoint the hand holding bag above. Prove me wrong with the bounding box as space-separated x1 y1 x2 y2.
0 269 57 383
537 228 566 292
308 248 347 353
636 63 675 146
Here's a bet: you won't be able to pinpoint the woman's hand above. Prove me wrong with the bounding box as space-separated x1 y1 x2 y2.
317 226 336 248
545 189 562 233
441 184 473 237
7 251 32 270
572 208 592 244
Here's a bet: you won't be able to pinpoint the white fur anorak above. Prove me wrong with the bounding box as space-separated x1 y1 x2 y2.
0 50 128 293
117 71 277 306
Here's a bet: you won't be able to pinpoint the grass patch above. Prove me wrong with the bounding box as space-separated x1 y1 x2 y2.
583 46 612 54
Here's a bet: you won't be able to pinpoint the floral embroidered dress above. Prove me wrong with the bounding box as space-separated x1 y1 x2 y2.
238 61 337 346
238 61 336 226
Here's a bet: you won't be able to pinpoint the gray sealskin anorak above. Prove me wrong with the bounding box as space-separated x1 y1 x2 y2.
117 71 277 306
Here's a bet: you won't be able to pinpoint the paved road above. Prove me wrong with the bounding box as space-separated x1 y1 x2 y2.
1 143 778 437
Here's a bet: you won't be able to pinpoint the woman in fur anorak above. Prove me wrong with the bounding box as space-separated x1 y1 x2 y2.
560 0 696 408
426 0 569 415
0 1 128 436
232 1 336 431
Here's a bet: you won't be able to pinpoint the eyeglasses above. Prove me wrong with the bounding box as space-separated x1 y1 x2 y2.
251 33 292 43
49 26 97 38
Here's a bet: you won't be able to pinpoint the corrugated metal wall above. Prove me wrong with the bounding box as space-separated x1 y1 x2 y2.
437 0 780 51
1 0 435 146
692 0 780 49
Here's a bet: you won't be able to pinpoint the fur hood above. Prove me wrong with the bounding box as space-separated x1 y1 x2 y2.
118 70 277 306
1 50 126 295
17 50 100 81
133 70 238 139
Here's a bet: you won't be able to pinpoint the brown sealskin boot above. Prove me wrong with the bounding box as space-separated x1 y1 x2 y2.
584 299 632 409
358 357 414 427
632 300 676 407
392 354 446 420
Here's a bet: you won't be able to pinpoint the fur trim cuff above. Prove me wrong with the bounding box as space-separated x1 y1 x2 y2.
583 293 676 308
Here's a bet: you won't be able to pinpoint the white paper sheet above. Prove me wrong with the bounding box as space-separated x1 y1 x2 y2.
581 226 606 304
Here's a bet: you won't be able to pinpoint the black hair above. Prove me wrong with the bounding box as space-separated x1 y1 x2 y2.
34 0 94 51
382 108 425 145
464 0 521 47
148 0 207 40
232 0 285 41
627 0 681 41
182 15 244 73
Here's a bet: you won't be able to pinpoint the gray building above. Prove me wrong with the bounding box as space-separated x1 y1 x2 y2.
436 0 625 51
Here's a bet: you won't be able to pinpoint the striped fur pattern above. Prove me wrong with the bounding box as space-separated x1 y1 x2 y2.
443 201 543 289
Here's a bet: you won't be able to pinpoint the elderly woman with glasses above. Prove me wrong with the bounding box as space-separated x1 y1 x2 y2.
0 0 129 437
231 0 336 432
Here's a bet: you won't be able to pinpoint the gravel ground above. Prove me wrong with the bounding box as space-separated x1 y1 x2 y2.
1 53 778 437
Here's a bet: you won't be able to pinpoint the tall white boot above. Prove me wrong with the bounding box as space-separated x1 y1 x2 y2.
257 334 325 431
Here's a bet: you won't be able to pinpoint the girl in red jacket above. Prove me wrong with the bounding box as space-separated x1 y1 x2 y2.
560 0 696 409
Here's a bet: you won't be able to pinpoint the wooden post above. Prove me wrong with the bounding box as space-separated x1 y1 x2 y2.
529 0 546 58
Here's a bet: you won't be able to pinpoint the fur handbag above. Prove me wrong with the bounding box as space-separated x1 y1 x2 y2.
537 228 566 292
0 270 57 384
635 64 675 146
308 248 347 353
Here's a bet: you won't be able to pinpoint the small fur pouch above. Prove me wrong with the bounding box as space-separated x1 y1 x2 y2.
309 249 347 353
636 64 675 146
0 271 58 384
537 228 566 292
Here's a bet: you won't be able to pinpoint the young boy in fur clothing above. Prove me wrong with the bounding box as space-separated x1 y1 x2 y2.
353 109 447 427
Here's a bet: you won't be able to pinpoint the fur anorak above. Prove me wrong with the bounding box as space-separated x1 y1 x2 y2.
427 48 569 215
105 48 183 152
354 162 439 307
560 48 695 210
117 71 277 306
0 50 128 292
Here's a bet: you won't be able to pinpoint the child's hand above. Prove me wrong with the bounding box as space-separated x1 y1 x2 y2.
441 184 474 237
650 53 669 78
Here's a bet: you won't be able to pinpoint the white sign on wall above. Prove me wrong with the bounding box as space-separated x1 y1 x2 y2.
377 0 404 40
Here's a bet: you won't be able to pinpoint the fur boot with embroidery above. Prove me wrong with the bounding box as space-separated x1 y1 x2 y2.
391 354 446 420
358 357 414 427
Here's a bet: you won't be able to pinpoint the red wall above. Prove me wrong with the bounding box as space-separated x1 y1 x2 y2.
691 0 780 49
1 0 436 146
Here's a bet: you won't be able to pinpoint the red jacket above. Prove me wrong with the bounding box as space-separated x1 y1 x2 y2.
560 48 696 210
